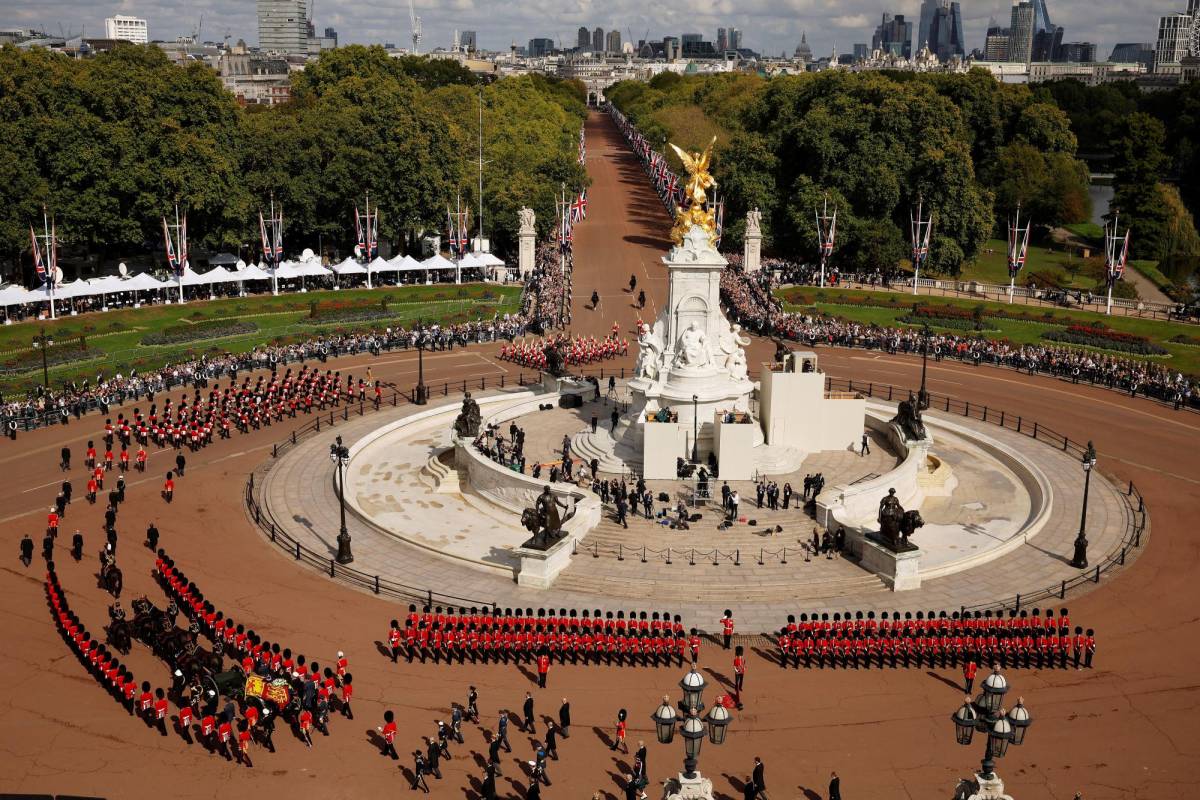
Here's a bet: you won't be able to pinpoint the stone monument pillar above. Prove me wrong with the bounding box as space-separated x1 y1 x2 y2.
517 207 536 278
742 208 762 273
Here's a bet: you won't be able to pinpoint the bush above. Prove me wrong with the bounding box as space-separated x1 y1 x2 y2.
140 319 257 346
898 314 990 331
1041 323 1168 355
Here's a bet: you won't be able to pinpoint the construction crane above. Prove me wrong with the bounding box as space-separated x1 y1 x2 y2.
408 0 422 54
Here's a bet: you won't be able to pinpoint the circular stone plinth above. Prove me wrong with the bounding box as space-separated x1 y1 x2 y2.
255 385 1141 631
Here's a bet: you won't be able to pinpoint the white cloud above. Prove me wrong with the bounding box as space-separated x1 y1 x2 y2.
3 0 1187 61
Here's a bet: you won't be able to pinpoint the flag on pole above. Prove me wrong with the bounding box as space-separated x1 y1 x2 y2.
31 225 45 280
163 217 178 273
446 206 457 256
714 199 725 247
179 214 188 271
1110 229 1130 283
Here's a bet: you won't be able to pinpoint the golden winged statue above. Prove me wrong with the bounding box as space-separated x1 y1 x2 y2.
668 136 719 246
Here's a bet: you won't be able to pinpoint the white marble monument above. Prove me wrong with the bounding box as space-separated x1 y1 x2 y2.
625 224 760 477
742 208 762 273
517 207 536 277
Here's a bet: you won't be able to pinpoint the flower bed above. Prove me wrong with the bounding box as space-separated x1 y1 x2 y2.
0 341 96 375
140 319 258 346
1041 324 1168 355
897 314 988 331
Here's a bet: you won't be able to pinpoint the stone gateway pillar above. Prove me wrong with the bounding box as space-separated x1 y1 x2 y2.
518 207 536 277
743 208 762 273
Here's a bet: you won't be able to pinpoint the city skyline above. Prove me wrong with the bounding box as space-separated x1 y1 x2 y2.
1 0 1193 58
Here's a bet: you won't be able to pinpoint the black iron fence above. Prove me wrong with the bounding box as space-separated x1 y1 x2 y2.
572 375 1149 612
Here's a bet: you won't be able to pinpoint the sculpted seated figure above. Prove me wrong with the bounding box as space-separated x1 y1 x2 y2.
674 322 710 369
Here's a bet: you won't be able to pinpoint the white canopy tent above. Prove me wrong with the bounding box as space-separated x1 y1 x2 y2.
331 256 368 289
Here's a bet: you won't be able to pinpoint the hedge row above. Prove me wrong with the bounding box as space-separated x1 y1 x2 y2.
0 341 94 375
140 319 258 346
1041 324 1168 356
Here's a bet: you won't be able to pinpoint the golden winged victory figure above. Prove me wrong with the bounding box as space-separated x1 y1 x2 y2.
668 135 719 246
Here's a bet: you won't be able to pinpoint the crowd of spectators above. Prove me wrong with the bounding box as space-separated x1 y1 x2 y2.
1 256 578 429
720 267 1198 410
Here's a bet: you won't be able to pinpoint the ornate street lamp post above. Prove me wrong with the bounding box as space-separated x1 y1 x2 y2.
329 434 353 564
918 322 931 410
691 394 699 464
1071 441 1097 568
415 326 428 405
950 666 1033 799
651 670 732 800
32 329 54 388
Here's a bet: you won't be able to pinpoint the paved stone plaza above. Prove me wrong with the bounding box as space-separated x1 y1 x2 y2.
255 385 1139 631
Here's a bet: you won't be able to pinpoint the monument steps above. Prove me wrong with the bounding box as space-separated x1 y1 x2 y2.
751 444 808 477
572 427 643 474
552 569 887 603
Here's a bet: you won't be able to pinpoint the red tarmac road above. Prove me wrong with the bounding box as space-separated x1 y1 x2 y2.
0 111 1198 800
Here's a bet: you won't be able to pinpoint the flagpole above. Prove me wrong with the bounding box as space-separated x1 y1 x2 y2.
43 207 57 321
175 202 185 304
271 193 279 296
477 86 485 254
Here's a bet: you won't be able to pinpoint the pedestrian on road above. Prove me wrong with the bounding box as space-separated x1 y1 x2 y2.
523 692 536 733
558 698 571 737
637 290 646 309
752 757 770 800
861 432 871 456
425 738 443 779
733 645 746 709
411 751 431 791
498 710 512 752
591 290 601 311
610 708 628 753
545 724 559 759
378 710 398 758
828 771 841 800
488 732 503 775
60 446 71 471
721 611 735 650
174 451 186 476
537 651 550 688
629 274 637 293
963 659 978 694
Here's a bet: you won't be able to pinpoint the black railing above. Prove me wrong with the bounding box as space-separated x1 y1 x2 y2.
826 377 1149 611
568 375 1148 613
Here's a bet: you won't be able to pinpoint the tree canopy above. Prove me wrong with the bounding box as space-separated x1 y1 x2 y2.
0 43 586 281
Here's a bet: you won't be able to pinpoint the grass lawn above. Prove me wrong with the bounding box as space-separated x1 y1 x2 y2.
1 284 521 396
956 238 1106 291
776 286 1200 375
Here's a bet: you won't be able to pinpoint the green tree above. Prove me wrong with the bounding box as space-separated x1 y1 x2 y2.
1113 113 1170 259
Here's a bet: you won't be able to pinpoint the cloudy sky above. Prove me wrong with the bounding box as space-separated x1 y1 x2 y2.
1 0 1189 58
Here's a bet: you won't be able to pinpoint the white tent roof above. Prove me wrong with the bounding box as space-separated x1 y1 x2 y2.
121 272 168 291
86 275 128 294
294 261 331 278
476 252 505 267
366 256 392 272
0 285 31 306
236 264 271 281
331 256 368 275
457 252 482 268
179 268 221 286
271 261 303 279
421 254 458 270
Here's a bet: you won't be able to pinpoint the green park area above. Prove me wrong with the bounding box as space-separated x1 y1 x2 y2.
0 284 521 396
776 286 1200 376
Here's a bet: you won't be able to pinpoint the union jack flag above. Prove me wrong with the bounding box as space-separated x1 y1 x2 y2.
714 199 725 248
578 127 586 164
1109 230 1130 282
163 217 179 274
31 225 45 280
570 191 587 223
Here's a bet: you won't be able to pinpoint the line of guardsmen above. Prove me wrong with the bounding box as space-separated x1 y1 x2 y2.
86 365 386 456
386 606 703 667
775 609 1097 670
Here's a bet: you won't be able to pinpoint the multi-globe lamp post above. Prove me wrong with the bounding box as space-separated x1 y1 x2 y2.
950 666 1033 799
1071 441 1098 569
329 434 354 564
650 667 731 799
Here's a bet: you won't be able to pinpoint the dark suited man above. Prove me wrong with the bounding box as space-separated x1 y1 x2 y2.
829 771 841 800
752 757 770 800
